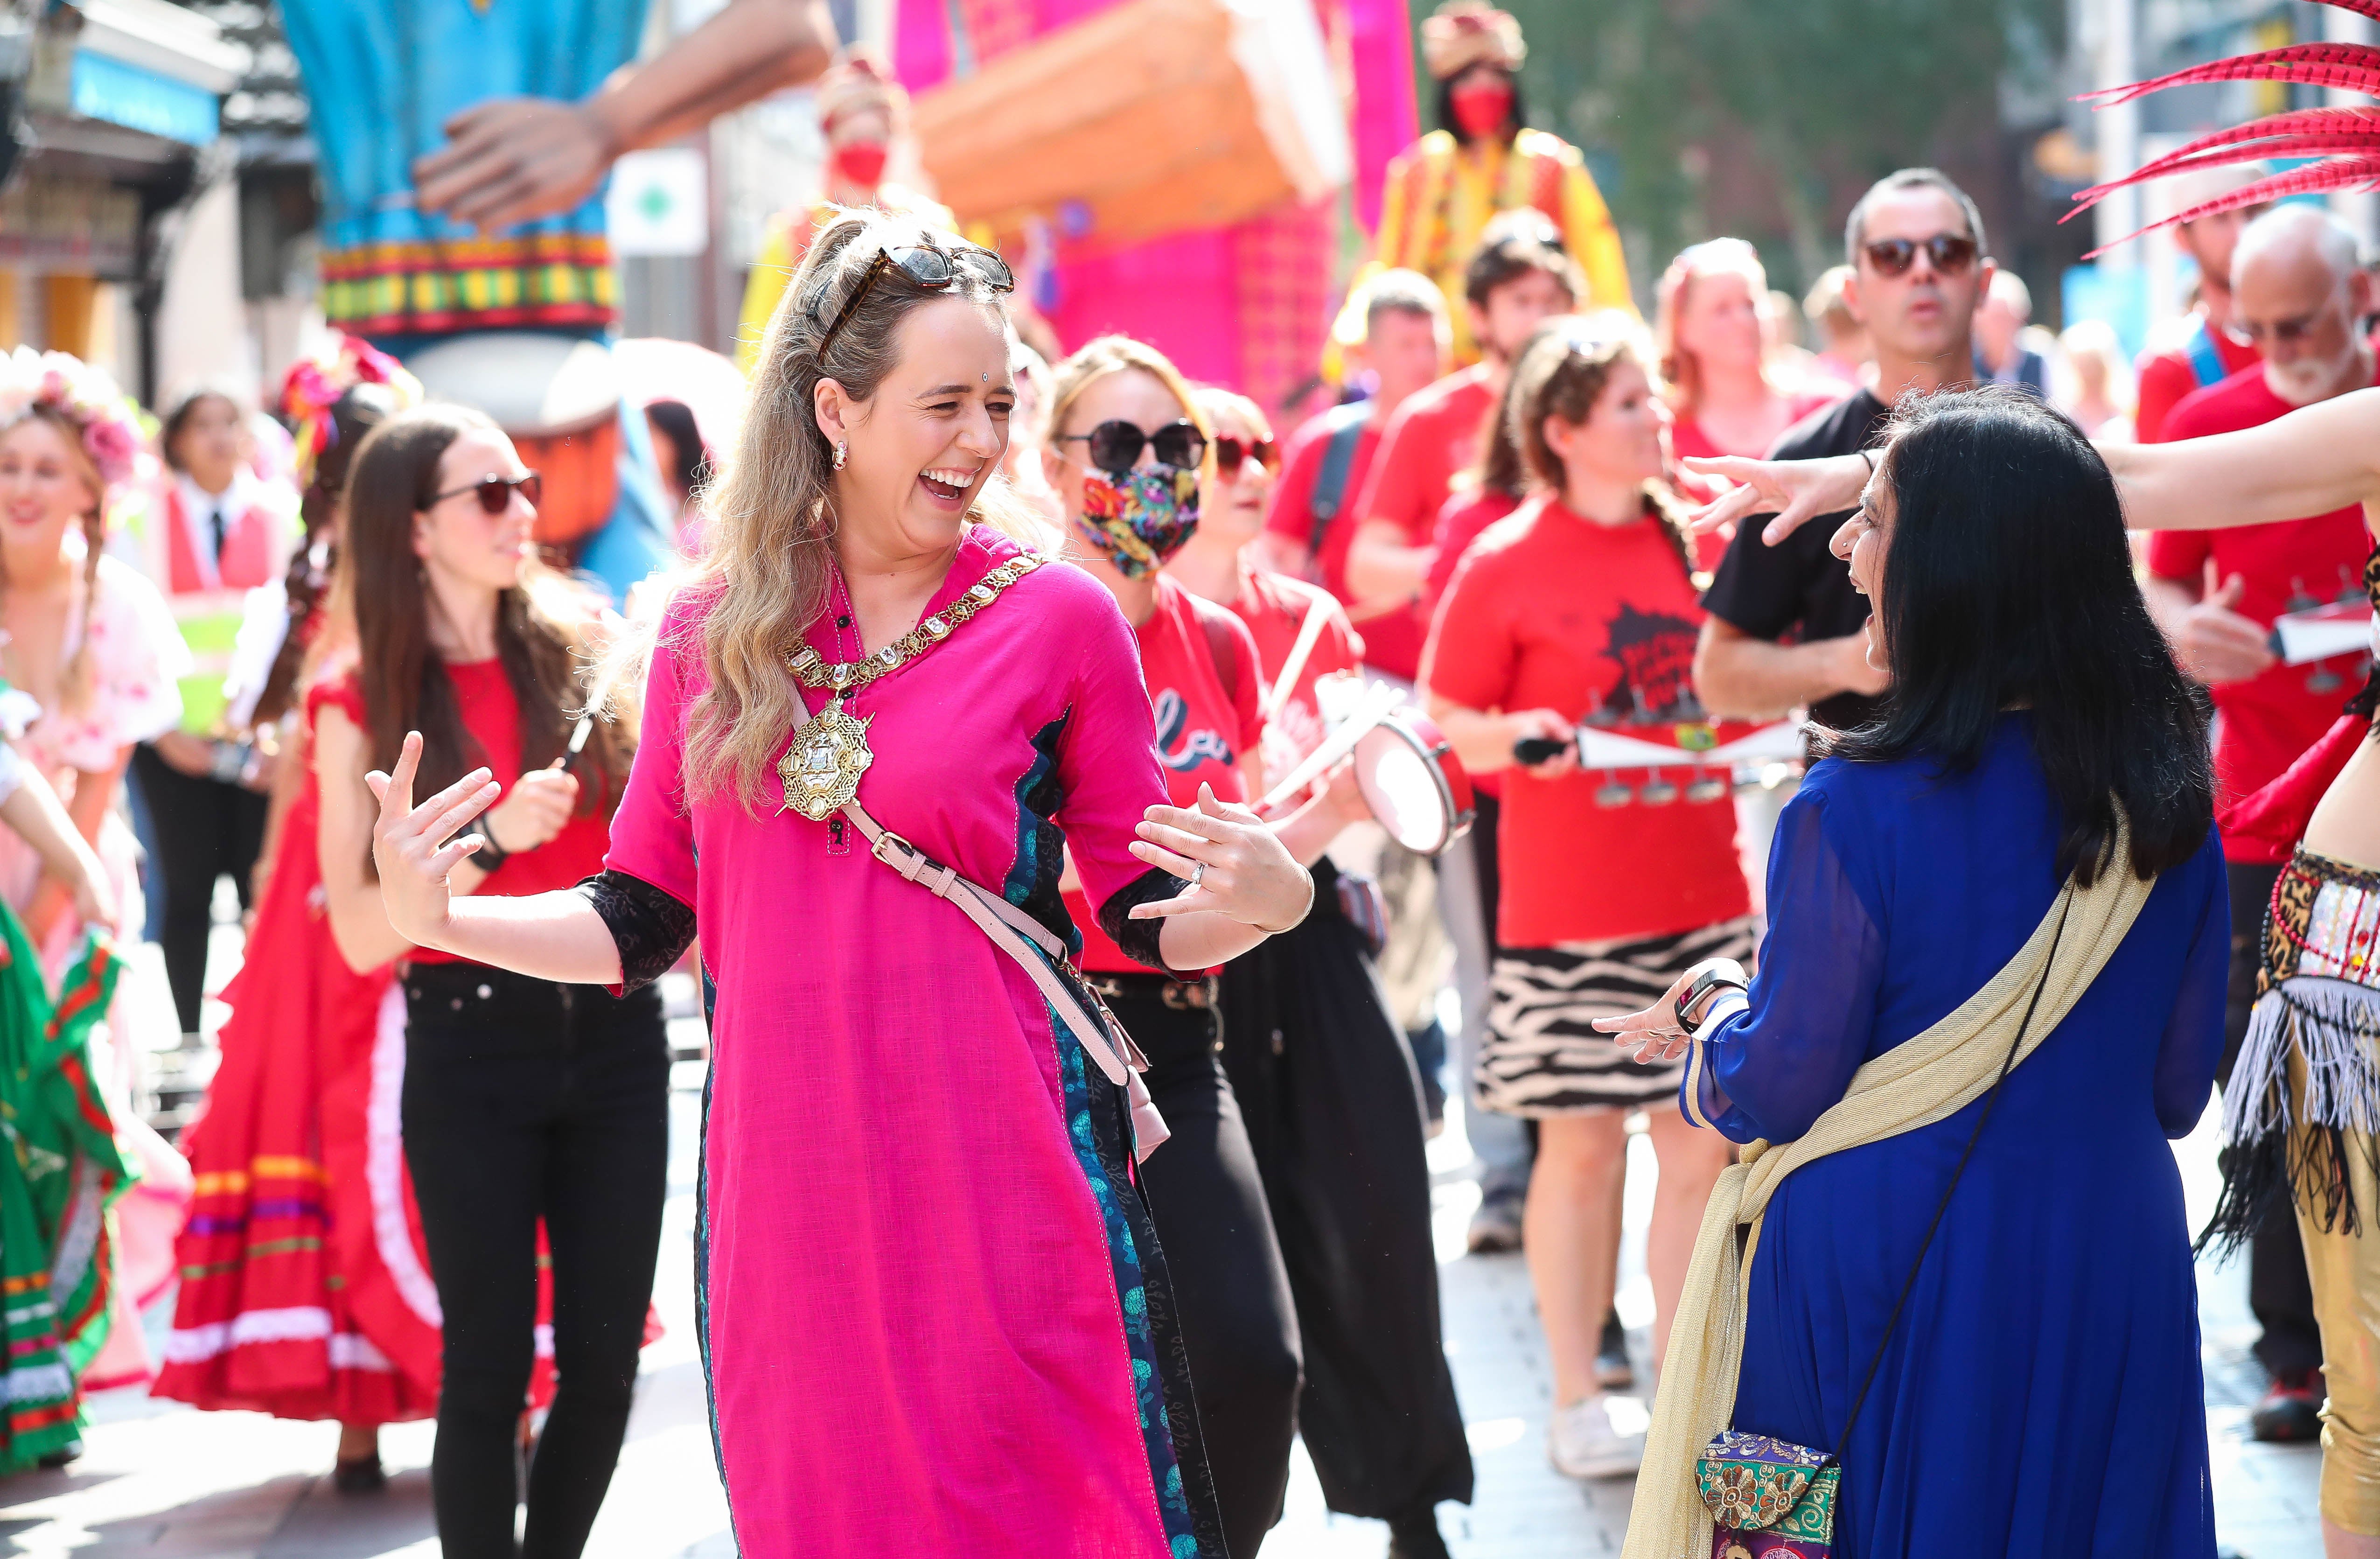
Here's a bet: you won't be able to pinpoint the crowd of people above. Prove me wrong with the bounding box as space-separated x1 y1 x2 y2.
0 4 2374 1559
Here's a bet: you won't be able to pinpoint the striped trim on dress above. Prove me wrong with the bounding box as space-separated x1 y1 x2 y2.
1479 916 1759 1117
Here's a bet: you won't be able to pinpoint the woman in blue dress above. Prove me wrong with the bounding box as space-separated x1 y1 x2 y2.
1602 389 2228 1558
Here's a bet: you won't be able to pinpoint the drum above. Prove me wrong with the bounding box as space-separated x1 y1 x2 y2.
908 0 1350 255
1354 712 1475 857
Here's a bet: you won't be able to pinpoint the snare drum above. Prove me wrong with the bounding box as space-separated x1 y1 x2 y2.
1354 712 1475 856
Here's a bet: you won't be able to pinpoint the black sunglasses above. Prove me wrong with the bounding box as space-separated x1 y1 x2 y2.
430 470 541 516
815 240 1018 357
1059 419 1208 475
1214 433 1278 476
1862 234 1979 279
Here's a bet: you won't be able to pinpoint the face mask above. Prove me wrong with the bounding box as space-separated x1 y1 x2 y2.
831 141 890 189
1075 464 1200 579
1450 82 1514 140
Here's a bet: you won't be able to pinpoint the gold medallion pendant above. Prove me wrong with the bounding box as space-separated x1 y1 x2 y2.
778 697 875 820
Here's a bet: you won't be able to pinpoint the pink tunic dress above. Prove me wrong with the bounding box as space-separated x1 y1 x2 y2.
605 526 1221 1558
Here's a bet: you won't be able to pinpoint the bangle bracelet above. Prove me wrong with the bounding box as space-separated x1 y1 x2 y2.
474 827 510 873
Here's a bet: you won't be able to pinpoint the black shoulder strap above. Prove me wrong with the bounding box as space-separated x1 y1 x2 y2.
1305 402 1372 556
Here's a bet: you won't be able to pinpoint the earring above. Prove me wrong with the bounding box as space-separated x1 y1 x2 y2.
833 440 848 471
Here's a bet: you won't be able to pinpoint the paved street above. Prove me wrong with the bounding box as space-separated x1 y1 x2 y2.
0 960 2322 1558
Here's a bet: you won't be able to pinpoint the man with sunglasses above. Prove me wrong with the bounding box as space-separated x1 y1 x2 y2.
1694 167 1993 730
2143 206 2377 1454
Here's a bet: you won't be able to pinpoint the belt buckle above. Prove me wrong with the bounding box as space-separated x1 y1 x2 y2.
871 828 916 867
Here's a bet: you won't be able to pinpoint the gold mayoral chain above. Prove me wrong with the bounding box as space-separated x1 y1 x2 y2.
777 552 1047 820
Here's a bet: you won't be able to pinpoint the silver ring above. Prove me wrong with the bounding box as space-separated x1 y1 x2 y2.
1188 862 1205 891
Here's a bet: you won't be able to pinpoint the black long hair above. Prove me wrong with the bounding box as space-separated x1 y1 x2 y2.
1823 389 2213 887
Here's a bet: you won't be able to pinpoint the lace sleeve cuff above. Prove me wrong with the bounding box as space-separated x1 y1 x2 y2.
1099 867 1190 975
579 869 697 994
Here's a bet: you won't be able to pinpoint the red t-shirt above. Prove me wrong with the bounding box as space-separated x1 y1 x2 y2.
2135 317 2261 444
1345 364 1498 681
1263 406 1383 609
1427 487 1522 612
1228 561 1362 793
1066 575 1264 973
1667 389 1845 571
1423 496 1750 946
324 660 613 965
2148 367 2375 829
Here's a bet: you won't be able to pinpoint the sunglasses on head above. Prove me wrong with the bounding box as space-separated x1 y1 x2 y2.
1213 433 1278 477
1861 234 1979 279
1059 419 1207 475
430 471 541 516
814 239 1018 357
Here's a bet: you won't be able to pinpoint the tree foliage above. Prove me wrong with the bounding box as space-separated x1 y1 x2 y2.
1489 0 2062 287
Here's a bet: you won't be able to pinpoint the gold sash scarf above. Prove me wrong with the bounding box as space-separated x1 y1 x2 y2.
1624 823 2156 1559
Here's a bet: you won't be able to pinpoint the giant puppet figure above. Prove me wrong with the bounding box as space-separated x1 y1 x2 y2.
1363 0 1633 363
279 0 834 595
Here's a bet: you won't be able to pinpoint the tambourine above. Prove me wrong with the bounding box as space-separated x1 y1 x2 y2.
1513 718 1806 806
1353 711 1475 856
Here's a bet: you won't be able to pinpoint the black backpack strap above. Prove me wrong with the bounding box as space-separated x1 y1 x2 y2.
1305 403 1372 559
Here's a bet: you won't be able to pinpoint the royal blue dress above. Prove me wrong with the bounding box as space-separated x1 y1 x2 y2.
1691 714 2226 1558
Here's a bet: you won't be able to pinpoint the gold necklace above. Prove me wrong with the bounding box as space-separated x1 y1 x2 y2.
776 552 1045 819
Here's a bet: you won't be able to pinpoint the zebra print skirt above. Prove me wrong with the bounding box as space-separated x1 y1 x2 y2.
1478 917 1760 1116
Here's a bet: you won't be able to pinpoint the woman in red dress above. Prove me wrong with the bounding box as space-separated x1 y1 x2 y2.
159 364 444 1487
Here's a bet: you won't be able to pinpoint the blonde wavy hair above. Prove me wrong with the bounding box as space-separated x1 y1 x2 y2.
682 207 1042 811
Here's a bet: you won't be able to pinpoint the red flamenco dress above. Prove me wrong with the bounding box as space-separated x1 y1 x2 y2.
159 681 629 1421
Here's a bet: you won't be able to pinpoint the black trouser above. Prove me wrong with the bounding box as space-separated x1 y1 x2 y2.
2219 859 2324 1380
130 743 267 1036
1109 981 1301 1559
1218 859 1474 1522
402 964 670 1559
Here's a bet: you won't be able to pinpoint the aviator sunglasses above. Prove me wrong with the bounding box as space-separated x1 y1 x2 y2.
1213 433 1279 477
1861 233 1979 278
1059 419 1208 475
430 470 542 515
814 239 1018 357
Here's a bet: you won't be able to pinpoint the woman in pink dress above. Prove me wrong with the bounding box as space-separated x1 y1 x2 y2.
0 350 195 1400
365 211 1316 1559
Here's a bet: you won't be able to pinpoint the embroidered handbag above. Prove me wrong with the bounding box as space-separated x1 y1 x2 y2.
1693 910 2067 1559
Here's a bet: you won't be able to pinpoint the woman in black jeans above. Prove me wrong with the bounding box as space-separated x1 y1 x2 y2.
315 404 663 1558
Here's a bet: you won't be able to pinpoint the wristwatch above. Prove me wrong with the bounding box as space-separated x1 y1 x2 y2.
474 821 510 873
1678 960 1749 1033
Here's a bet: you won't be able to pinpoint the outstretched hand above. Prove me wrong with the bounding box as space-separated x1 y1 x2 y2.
1589 970 1697 1065
1128 783 1314 934
363 732 502 950
1681 452 1872 548
412 99 617 231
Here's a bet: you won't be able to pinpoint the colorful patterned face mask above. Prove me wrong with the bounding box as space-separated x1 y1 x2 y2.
1075 464 1200 579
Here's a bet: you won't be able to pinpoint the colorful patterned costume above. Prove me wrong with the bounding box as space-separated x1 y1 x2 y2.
1370 126 1633 362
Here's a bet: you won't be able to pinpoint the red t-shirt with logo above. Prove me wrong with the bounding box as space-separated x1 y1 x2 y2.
1228 561 1362 793
2135 318 2261 444
1263 406 1383 610
1422 496 1749 946
322 661 613 965
1066 575 1265 973
1344 365 1498 682
2148 366 2376 833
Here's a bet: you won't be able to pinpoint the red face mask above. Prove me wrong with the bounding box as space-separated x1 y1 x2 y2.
1450 81 1514 139
831 140 889 189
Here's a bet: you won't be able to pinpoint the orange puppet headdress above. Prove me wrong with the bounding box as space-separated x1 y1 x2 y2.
1421 1 1524 82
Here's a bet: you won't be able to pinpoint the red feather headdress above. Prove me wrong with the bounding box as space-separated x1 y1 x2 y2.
2069 2 2380 254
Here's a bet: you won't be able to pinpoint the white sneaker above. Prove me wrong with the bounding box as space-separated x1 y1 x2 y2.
1548 1395 1642 1480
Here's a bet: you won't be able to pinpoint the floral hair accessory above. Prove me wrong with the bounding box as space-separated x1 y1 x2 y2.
278 332 422 491
0 347 145 489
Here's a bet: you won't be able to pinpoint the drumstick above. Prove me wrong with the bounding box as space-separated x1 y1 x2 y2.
1257 680 1401 813
1260 594 1335 722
